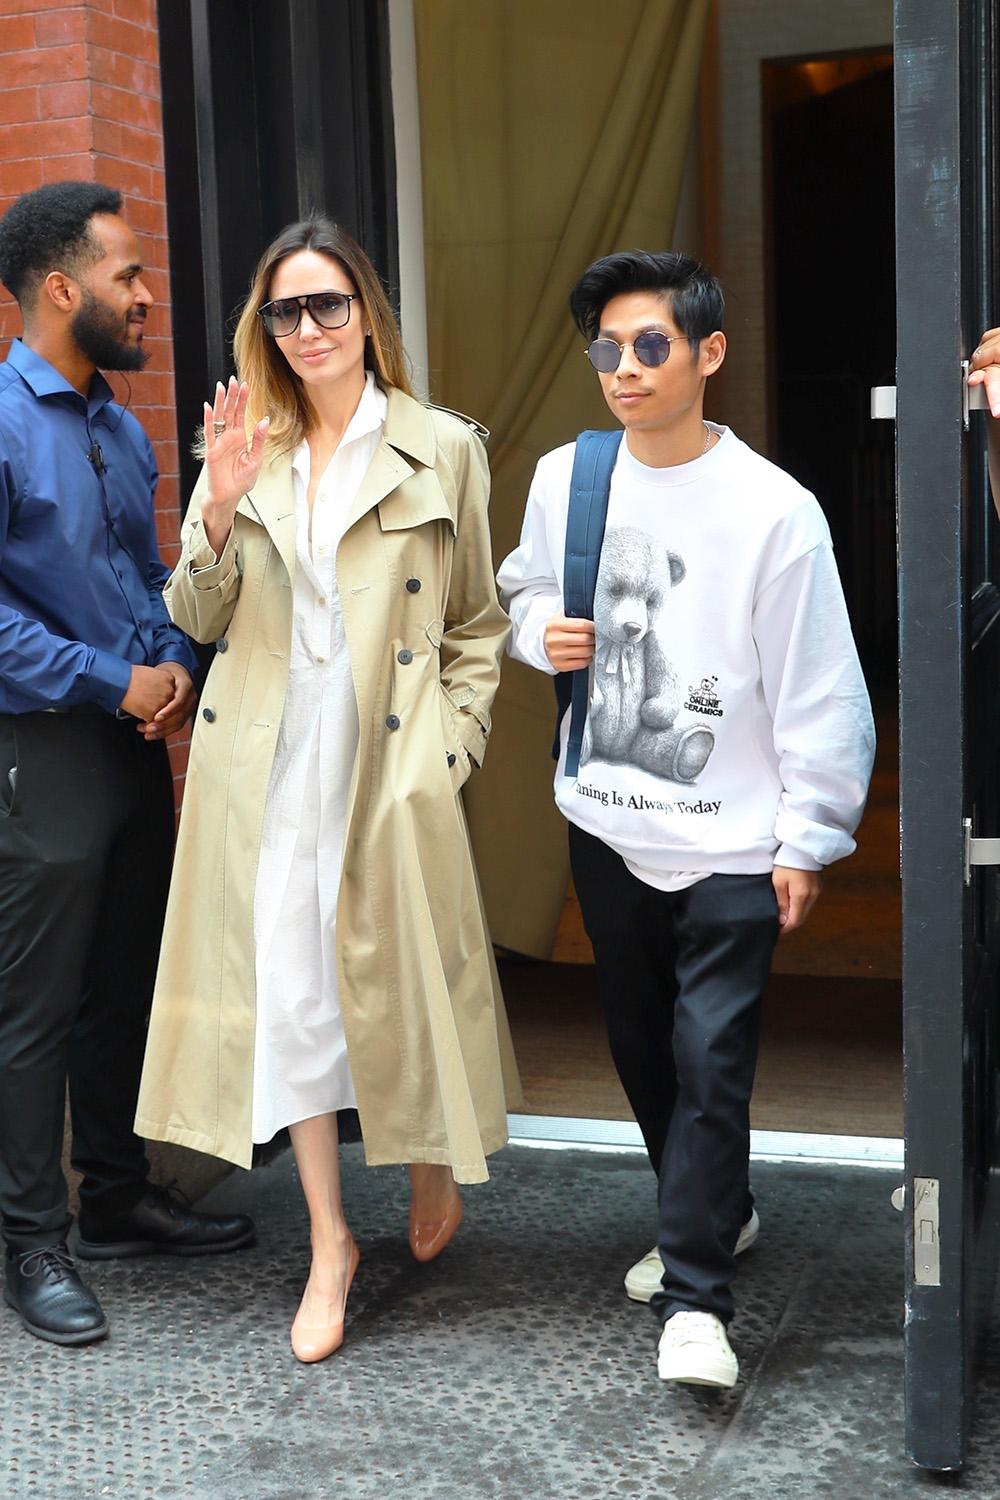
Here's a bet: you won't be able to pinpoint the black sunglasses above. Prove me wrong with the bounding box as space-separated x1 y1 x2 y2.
586 330 689 373
257 291 356 339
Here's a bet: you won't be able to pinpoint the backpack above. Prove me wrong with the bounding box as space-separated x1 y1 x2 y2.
552 429 623 775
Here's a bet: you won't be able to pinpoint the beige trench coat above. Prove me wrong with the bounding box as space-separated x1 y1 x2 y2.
135 387 522 1181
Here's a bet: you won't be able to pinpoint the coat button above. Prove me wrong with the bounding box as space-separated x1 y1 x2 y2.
386 714 401 731
405 577 421 593
397 649 413 664
202 707 216 723
447 752 456 767
215 638 228 652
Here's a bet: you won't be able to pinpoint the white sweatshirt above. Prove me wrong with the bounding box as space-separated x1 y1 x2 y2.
497 426 876 880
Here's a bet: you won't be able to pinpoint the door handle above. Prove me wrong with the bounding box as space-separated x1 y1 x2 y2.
964 818 1000 883
871 385 896 418
871 379 988 422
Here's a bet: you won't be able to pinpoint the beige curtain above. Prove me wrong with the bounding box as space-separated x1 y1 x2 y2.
415 0 710 956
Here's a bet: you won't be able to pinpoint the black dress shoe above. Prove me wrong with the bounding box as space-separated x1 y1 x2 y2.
4 1245 109 1345
76 1180 255 1259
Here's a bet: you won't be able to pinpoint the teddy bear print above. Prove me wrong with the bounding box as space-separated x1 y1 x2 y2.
579 525 715 784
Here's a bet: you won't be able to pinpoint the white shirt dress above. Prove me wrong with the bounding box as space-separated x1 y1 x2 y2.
250 375 387 1143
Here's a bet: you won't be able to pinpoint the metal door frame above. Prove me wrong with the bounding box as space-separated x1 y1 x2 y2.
896 0 1000 1470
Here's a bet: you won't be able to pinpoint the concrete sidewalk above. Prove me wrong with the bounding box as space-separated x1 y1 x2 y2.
4 1144 998 1499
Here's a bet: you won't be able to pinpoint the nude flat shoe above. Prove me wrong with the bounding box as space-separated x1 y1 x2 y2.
408 1187 463 1263
290 1236 359 1363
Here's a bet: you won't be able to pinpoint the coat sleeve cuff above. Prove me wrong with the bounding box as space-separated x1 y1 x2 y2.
455 707 490 766
188 523 238 588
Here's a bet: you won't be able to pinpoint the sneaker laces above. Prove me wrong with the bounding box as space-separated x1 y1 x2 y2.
665 1313 726 1348
18 1245 75 1279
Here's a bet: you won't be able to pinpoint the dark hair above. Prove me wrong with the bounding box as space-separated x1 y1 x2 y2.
568 250 725 348
0 181 123 305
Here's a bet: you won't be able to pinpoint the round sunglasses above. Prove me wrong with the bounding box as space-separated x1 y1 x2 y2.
257 291 356 339
586 330 690 372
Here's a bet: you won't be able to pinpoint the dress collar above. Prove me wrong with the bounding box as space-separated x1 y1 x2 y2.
290 371 387 484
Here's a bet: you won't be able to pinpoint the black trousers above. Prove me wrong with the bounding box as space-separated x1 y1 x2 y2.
569 824 779 1326
0 710 175 1253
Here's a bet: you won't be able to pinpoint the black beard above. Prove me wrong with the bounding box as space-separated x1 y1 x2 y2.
70 289 148 372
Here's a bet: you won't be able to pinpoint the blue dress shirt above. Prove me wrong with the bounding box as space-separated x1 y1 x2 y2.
0 340 197 714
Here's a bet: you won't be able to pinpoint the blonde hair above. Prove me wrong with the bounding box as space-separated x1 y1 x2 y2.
230 216 414 454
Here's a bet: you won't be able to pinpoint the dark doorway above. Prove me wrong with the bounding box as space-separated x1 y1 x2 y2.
765 52 895 690
155 0 398 506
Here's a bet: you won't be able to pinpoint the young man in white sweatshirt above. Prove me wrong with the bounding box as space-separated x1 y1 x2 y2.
497 251 875 1390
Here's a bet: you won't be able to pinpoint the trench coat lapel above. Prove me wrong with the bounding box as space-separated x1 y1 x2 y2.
342 440 416 536
342 387 456 536
239 454 296 584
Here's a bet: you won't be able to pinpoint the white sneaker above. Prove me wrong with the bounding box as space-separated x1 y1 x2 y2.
657 1311 739 1388
624 1207 760 1303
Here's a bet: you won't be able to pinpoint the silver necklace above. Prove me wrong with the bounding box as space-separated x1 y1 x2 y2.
701 422 712 455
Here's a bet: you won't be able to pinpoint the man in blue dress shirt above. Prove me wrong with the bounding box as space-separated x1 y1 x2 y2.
0 181 254 1347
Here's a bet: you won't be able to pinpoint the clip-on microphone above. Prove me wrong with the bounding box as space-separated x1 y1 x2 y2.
86 441 107 476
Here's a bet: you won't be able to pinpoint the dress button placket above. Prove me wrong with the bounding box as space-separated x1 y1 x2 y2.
312 480 334 668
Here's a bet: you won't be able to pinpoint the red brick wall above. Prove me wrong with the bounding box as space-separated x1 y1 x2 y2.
0 0 190 799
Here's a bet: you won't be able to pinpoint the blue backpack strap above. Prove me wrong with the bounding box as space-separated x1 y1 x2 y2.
554 429 623 774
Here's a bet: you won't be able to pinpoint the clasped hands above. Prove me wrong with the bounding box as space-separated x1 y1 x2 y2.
121 661 196 740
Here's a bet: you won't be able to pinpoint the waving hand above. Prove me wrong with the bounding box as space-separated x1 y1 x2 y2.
201 377 270 558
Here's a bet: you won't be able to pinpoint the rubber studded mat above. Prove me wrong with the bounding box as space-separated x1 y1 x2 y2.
4 1144 1000 1499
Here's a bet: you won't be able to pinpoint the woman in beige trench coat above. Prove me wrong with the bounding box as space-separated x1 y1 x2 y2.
135 217 521 1363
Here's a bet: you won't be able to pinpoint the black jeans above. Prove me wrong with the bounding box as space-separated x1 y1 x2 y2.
0 710 174 1253
569 824 779 1326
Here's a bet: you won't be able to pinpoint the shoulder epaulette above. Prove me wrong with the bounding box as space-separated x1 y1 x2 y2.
426 403 490 444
